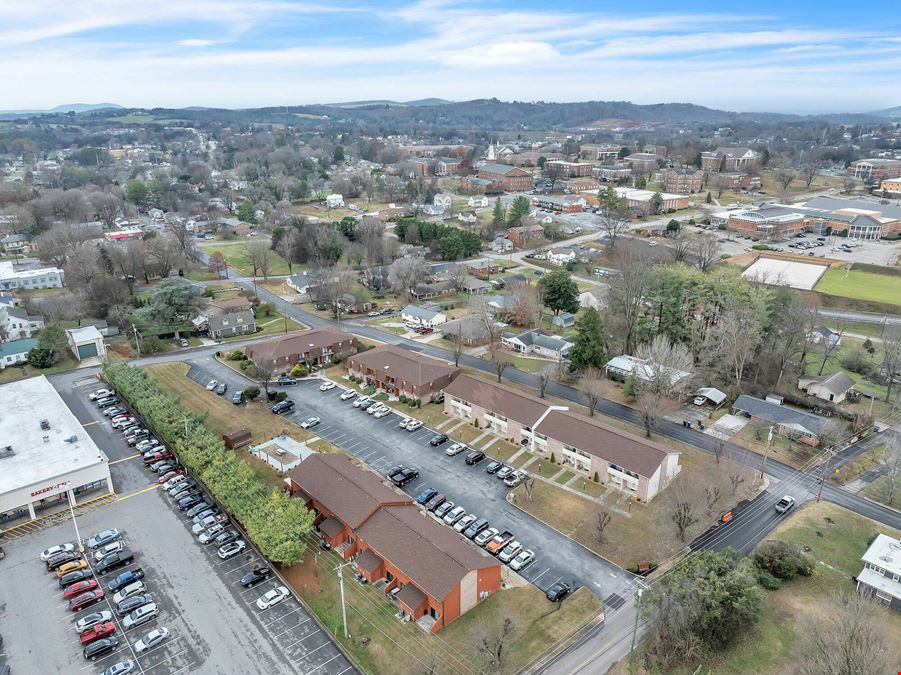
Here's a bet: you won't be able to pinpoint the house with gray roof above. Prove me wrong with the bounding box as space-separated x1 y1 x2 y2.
502 328 573 360
732 394 832 445
798 371 856 404
401 304 446 328
208 309 256 339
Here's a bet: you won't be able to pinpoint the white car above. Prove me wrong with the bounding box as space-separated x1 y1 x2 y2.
94 541 125 561
163 475 188 491
39 543 74 561
198 524 225 544
693 396 706 406
373 407 391 419
509 549 535 571
352 396 370 408
319 381 336 391
205 380 218 391
498 541 523 563
256 586 290 610
89 388 115 400
75 610 113 634
113 581 148 605
446 443 466 457
443 505 467 526
454 514 477 533
405 420 423 432
218 540 246 559
133 627 170 654
775 495 796 514
300 416 321 429
122 603 159 629
398 418 411 429
474 527 499 547
340 390 356 401
366 403 385 415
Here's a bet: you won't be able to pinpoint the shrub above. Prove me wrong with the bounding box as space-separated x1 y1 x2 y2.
290 364 308 377
257 302 275 317
753 540 813 580
244 386 260 401
622 374 638 400
273 391 287 403
139 336 165 355
364 386 376 396
202 286 215 298
373 392 388 401
627 563 639 574
755 568 782 590
227 350 245 361
332 357 342 365
27 347 54 368
593 471 599 483
752 244 769 250
841 349 873 376
399 394 408 404
550 453 556 464
239 360 250 370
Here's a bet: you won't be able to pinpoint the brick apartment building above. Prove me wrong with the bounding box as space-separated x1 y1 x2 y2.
661 168 704 194
506 223 545 248
592 165 632 182
580 143 621 161
346 345 460 401
700 147 760 172
544 160 594 177
848 158 901 181
715 172 762 191
476 163 533 192
622 153 663 174
288 454 502 632
245 327 358 371
435 157 465 176
443 374 681 501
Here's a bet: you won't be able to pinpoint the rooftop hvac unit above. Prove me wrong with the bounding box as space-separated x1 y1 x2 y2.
0 445 14 459
64 435 78 444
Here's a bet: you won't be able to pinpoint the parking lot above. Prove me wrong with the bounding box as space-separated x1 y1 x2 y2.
0 370 354 675
188 357 636 609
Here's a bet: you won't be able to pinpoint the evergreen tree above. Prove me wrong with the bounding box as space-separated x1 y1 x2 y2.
538 269 579 315
236 201 257 224
569 308 607 372
506 196 531 225
491 198 505 228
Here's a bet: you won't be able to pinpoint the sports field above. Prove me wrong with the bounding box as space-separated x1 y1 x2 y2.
814 268 901 306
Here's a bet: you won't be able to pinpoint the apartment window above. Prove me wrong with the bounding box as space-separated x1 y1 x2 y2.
875 589 892 603
429 606 439 620
346 535 354 545
386 571 394 582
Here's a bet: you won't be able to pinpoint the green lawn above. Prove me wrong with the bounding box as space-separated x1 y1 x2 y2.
815 268 901 307
0 353 80 383
221 314 305 341
201 242 292 277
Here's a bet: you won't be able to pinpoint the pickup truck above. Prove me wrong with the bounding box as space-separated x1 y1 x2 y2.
486 530 514 555
108 568 144 592
774 495 795 514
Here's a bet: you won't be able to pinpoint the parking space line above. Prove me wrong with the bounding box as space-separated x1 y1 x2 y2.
528 567 550 583
164 663 195 675
262 605 303 626
335 665 354 675
282 628 321 651
270 616 311 639
305 652 342 673
110 453 142 465
300 640 330 658
139 645 188 670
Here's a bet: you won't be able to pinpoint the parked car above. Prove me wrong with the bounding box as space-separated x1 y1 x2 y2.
405 419 423 432
40 543 74 561
213 530 240 548
463 518 490 540
429 434 449 446
366 403 385 415
206 380 218 391
465 450 485 465
56 559 88 577
486 530 515 555
373 407 391 419
122 603 159 630
103 406 127 417
64 579 99 599
352 395 371 408
133 627 169 654
775 495 795 514
496 465 514 480
498 541 523 563
215 382 228 396
300 416 320 429
271 400 295 414
218 540 246 559
70 589 105 611
95 550 134 575
256 586 290 610
443 506 467 526
340 390 356 401
84 636 119 661
80 621 116 646
101 660 135 675
434 501 456 519
446 443 467 456
108 568 144 592
391 467 419 487
241 567 272 588
178 494 203 511
232 390 245 405
47 550 82 571
126 430 151 446
75 611 113 634
424 493 446 512
163 475 188 491
319 381 336 391
193 514 227 533
112 581 147 605
485 461 502 475
158 470 185 485
186 501 212 519
198 523 226 544
115 594 154 617
59 568 94 588
111 417 136 430
416 488 438 505
179 338 189 347
86 529 121 550
474 527 499 547
89 388 115 400
94 541 125 561
143 451 172 466
357 399 375 411
454 514 477 533
545 581 572 602
277 376 297 386
96 396 119 408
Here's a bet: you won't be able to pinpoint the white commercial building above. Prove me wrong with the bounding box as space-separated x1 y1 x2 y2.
0 376 113 522
0 260 65 291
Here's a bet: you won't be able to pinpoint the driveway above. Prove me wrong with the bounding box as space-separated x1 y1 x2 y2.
185 356 637 610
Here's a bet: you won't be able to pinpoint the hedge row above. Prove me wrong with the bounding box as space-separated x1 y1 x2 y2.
103 363 313 564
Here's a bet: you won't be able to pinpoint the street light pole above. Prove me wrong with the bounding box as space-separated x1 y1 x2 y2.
64 482 84 553
335 562 353 639
630 586 644 659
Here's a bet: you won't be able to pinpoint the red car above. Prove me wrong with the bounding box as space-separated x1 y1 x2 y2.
79 622 116 646
63 579 99 599
69 589 105 612
143 451 172 466
158 469 185 484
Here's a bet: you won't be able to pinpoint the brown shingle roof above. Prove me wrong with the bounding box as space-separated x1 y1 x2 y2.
288 455 411 528
356 504 498 601
395 583 428 612
444 374 550 427
536 410 672 478
319 516 345 538
355 548 383 574
247 327 355 363
347 345 459 388
211 297 251 310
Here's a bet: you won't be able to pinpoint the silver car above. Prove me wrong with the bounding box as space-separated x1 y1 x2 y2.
122 603 158 629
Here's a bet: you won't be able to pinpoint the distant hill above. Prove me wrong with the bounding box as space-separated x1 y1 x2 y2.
0 102 122 115
870 106 901 119
324 98 451 109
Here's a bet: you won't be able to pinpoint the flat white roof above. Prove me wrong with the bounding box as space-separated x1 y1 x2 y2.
67 325 103 343
0 376 109 496
253 435 314 463
862 533 901 578
0 260 62 279
741 258 829 291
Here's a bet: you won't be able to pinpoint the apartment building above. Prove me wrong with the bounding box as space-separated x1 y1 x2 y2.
592 165 632 182
580 143 621 161
700 147 760 172
622 153 663 174
0 261 64 291
544 160 594 177
849 158 901 181
346 345 459 401
245 327 358 370
476 163 533 192
661 168 704 194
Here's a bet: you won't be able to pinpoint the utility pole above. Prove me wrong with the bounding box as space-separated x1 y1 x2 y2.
335 562 352 639
759 425 773 482
64 481 84 553
132 324 141 358
630 585 644 660
816 450 834 502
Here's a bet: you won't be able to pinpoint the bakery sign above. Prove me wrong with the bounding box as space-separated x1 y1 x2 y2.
30 482 68 498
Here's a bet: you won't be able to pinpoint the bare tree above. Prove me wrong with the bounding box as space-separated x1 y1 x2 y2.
387 255 429 301
881 437 900 506
880 325 901 402
90 192 123 229
692 231 721 273
105 240 147 293
478 617 515 670
709 302 762 388
168 219 191 252
667 228 693 263
507 281 542 328
713 438 725 464
795 592 889 675
636 391 674 438
523 475 536 502
607 249 652 354
148 234 184 279
704 485 721 516
580 367 604 417
63 242 101 287
244 241 273 279
469 294 501 350
776 168 796 192
537 364 555 398
597 186 630 248
489 346 512 383
729 472 746 496
275 227 301 274
34 223 94 267
208 251 227 278
636 335 694 398
596 510 612 544
250 353 277 398
669 484 699 543
449 321 465 367
816 324 846 375
798 164 819 190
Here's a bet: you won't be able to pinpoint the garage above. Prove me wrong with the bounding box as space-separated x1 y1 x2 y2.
65 325 107 362
76 342 98 359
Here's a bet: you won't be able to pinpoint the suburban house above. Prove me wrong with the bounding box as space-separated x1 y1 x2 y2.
661 168 704 194
287 454 502 632
732 395 831 446
487 294 516 315
461 176 502 195
492 273 528 289
326 194 345 209
209 296 253 315
798 371 856 404
856 533 901 611
434 193 454 209
808 326 842 348
346 345 460 401
441 315 496 346
461 277 490 294
468 196 489 208
579 286 609 311
466 260 499 279
506 224 545 248
547 247 577 266
337 293 372 314
476 163 533 192
401 304 447 328
0 337 38 368
66 325 106 361
287 272 314 295
700 147 760 172
604 355 693 390
503 329 573 360
491 237 514 253
208 309 256 339
410 280 457 301
457 210 477 226
0 261 64 291
443 374 682 501
245 327 358 371
0 305 44 339
0 233 30 255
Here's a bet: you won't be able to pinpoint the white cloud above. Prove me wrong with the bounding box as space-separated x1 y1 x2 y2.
178 39 220 47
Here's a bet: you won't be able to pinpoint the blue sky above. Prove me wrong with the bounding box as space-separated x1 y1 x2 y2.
1 1 899 113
